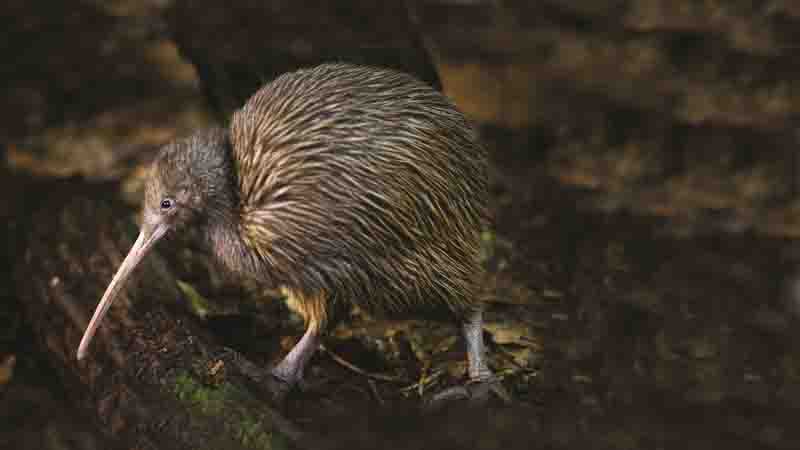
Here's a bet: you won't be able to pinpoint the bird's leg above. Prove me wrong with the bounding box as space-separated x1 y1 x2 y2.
267 320 321 402
463 308 511 402
425 309 511 411
465 308 493 380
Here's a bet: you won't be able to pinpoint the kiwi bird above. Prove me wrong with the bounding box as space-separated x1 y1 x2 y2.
76 63 502 404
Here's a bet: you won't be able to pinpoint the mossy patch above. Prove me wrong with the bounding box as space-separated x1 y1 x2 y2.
177 280 210 319
171 372 287 450
480 230 496 264
173 372 231 415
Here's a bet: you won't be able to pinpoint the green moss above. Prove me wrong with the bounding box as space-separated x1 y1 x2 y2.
171 372 285 450
480 230 496 264
177 280 210 318
173 372 229 415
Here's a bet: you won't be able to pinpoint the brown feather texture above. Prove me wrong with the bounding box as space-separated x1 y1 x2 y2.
146 63 488 329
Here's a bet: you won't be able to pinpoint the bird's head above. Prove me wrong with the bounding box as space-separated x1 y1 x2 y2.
77 128 234 360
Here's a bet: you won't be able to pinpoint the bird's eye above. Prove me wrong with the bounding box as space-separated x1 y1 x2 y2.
160 198 174 210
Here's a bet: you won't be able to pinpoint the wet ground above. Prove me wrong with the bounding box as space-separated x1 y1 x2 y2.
3 1 800 449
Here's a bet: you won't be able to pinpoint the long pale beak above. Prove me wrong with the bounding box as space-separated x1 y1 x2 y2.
76 222 169 360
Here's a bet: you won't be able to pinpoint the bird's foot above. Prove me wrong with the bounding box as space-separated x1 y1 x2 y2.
264 371 296 407
423 376 511 413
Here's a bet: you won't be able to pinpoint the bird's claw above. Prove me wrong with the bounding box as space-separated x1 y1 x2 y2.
423 376 511 413
264 371 294 406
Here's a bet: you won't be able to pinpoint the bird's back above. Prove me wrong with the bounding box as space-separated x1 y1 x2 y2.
228 63 487 318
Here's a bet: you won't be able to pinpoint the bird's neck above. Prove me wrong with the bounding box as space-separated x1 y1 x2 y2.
200 133 267 284
206 212 259 280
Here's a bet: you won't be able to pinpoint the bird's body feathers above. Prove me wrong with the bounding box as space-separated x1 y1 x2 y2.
223 63 488 326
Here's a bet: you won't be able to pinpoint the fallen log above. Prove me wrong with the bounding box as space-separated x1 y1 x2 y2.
14 176 317 450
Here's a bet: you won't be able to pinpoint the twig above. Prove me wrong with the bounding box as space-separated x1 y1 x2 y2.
399 368 444 394
319 344 409 384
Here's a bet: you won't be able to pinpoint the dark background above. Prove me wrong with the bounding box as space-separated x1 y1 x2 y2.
3 1 800 449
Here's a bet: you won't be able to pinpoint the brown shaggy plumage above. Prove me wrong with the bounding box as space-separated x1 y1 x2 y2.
145 63 488 329
80 64 494 401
